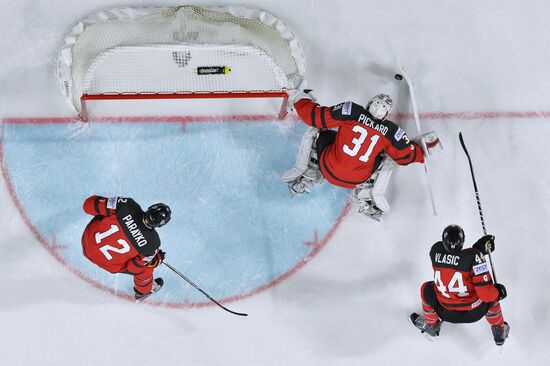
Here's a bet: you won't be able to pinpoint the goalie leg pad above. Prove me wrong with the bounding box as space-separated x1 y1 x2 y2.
370 157 395 213
351 157 394 219
282 127 319 183
284 127 323 197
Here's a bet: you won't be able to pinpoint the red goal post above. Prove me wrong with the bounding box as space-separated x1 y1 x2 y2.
57 6 306 121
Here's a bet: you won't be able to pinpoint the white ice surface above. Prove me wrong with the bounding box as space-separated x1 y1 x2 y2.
1 1 550 365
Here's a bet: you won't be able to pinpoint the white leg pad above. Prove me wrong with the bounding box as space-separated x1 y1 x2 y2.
282 127 319 183
371 158 395 212
372 194 390 213
281 168 304 183
372 157 396 195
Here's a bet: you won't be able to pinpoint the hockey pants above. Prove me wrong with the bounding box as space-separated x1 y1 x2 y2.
421 281 504 326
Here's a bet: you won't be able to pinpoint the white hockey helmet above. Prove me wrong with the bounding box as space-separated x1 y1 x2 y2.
366 94 393 120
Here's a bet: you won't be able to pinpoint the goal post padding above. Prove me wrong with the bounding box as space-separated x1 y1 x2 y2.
57 6 306 121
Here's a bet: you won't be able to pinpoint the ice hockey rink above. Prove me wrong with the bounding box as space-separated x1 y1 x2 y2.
1 1 549 365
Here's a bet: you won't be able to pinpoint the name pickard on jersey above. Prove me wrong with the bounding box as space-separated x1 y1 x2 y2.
330 102 410 149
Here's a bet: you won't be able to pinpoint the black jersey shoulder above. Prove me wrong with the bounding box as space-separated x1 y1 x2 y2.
329 102 409 142
329 101 365 121
115 197 161 256
384 119 412 150
430 241 480 272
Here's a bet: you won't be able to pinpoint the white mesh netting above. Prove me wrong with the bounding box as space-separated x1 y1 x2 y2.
83 44 288 94
57 6 306 115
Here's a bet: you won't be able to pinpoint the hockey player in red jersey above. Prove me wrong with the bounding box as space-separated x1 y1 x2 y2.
410 225 510 346
282 90 441 220
81 195 171 301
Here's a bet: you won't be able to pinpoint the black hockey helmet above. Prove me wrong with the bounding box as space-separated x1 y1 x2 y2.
144 203 171 228
442 225 465 252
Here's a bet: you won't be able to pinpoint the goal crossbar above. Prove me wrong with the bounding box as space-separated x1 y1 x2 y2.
80 91 289 121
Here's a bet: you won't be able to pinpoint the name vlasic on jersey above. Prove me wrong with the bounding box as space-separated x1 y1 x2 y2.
429 241 498 311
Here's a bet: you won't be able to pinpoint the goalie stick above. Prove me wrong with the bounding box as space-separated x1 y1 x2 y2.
458 132 498 283
396 57 438 215
163 260 248 317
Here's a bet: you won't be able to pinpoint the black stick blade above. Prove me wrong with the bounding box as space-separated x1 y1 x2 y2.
163 261 248 317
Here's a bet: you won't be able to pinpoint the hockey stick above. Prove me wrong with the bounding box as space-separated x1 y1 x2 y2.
396 57 438 215
458 132 497 283
163 260 248 317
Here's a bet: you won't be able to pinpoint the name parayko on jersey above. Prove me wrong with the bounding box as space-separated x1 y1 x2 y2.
122 214 148 247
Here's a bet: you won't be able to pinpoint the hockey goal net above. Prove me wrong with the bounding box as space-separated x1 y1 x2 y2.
57 6 305 121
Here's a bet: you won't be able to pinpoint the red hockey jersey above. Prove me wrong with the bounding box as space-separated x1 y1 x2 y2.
429 241 500 311
294 99 424 188
81 196 161 274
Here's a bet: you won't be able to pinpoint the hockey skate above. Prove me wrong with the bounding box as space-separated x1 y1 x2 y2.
135 278 164 302
351 157 395 221
409 313 441 338
352 180 386 221
285 164 323 197
491 322 510 346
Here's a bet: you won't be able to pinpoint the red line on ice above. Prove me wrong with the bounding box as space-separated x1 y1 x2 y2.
4 109 550 125
0 117 352 309
2 115 284 124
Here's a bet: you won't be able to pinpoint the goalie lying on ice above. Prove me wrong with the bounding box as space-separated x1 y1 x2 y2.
282 90 440 221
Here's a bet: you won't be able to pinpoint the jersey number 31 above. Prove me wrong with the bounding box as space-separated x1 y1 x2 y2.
343 125 380 162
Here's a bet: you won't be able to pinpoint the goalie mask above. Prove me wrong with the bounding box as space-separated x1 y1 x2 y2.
366 94 393 121
442 225 465 252
144 203 171 228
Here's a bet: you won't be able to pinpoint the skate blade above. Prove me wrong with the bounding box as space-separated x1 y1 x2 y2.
358 209 383 221
497 334 510 351
408 315 437 342
288 185 310 198
423 333 437 342
135 288 161 302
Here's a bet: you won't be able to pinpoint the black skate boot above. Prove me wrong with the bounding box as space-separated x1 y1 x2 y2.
135 278 164 302
491 322 510 346
409 313 441 337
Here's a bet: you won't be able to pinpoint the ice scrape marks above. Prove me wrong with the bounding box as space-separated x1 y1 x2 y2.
0 119 349 306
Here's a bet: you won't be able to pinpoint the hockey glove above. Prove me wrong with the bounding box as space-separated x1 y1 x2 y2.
413 131 443 159
147 250 166 268
473 235 495 254
494 283 507 301
288 89 317 113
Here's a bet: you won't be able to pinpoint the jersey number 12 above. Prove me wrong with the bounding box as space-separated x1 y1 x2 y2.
94 225 131 260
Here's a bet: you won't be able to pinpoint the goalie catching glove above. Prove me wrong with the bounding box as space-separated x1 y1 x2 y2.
414 131 442 158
